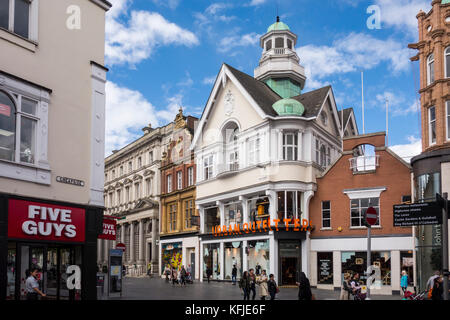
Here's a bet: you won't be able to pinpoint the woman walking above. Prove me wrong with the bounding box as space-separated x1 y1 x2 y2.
258 270 269 300
339 273 351 300
400 270 409 295
296 272 312 300
239 271 251 300
267 274 278 300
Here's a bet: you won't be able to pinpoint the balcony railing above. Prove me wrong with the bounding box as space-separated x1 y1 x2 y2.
349 155 379 172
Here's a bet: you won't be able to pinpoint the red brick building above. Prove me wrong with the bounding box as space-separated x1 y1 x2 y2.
308 132 413 295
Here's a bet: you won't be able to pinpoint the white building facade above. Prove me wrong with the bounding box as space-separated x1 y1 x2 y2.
191 19 355 284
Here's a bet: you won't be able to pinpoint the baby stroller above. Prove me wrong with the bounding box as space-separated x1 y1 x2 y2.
352 288 367 301
403 290 426 300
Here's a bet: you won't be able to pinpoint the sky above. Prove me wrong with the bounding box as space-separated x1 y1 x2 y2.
104 0 432 161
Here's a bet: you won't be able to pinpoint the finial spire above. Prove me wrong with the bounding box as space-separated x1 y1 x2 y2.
276 16 280 22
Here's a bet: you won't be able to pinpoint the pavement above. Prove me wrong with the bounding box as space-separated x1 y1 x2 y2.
105 276 402 300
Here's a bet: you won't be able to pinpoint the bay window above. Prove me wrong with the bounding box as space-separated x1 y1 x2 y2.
277 191 302 221
283 132 298 161
429 106 436 145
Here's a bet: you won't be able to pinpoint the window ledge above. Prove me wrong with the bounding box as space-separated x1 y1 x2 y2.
0 159 50 185
0 28 37 52
350 226 381 230
320 228 332 231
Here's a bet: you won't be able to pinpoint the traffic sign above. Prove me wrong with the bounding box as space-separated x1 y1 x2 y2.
365 207 378 226
393 202 442 226
116 243 126 251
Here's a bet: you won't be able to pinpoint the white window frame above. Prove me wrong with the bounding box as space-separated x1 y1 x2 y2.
0 74 50 185
446 47 450 78
177 170 182 190
344 187 385 229
1 0 38 41
427 53 435 85
248 137 260 166
204 155 213 180
447 101 450 141
321 201 331 229
167 174 172 193
283 132 298 161
350 197 380 228
187 166 194 186
429 106 436 145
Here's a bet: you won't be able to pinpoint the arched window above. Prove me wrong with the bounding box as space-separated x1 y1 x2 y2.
445 47 450 78
266 39 272 51
222 121 240 171
0 91 16 162
427 53 435 85
275 37 284 48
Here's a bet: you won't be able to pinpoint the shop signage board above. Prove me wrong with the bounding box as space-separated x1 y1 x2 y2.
393 202 442 226
98 218 117 240
7 199 86 242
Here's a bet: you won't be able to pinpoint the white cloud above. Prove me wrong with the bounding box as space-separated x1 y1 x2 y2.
218 32 261 53
202 76 216 85
177 72 194 87
105 81 159 155
194 3 236 31
151 0 181 10
375 92 419 116
390 136 422 163
106 1 199 66
247 0 267 6
298 32 411 90
374 0 431 35
156 95 184 123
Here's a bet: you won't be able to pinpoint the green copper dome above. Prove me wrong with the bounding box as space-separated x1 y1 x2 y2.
272 98 305 116
267 21 290 32
443 0 450 4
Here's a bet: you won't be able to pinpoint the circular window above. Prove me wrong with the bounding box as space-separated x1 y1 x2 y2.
427 25 432 32
446 16 450 24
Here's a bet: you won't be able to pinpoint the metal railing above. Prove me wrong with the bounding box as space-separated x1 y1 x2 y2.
349 155 379 172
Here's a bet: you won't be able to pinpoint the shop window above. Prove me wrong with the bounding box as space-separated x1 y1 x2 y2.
6 243 16 299
350 197 380 227
161 243 182 271
277 191 302 221
204 207 220 233
322 201 331 229
224 202 243 226
400 251 414 287
247 240 270 275
224 242 243 281
203 243 221 280
248 197 270 223
341 251 391 286
317 252 333 285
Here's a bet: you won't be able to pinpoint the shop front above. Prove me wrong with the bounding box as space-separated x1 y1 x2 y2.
161 242 183 271
0 195 103 300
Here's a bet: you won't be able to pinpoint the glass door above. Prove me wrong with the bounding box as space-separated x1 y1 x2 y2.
46 247 59 299
18 245 45 300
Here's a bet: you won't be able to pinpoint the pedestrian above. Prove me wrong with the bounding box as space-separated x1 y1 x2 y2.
426 270 441 299
400 270 409 295
248 268 257 300
232 265 238 285
180 265 187 286
339 273 351 300
296 272 312 300
206 266 212 283
172 268 178 286
267 274 278 300
239 271 251 300
258 270 269 300
255 263 261 276
431 276 443 301
164 265 170 282
26 268 46 300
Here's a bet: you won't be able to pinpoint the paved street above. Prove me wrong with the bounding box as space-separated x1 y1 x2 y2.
105 277 401 300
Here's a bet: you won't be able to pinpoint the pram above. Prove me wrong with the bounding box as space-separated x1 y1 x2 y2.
403 290 427 300
352 288 366 301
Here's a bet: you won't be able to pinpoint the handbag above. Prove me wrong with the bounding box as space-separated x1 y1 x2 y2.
276 287 280 294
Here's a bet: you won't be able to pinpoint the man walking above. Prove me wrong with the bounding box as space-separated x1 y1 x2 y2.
249 269 256 300
26 268 46 300
232 265 237 285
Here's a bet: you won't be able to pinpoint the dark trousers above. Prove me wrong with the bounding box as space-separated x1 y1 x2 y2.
243 288 250 300
232 275 236 285
270 292 276 300
207 275 211 283
250 286 256 300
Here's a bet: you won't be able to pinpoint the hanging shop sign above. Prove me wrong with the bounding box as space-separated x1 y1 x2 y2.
212 218 312 237
7 199 86 242
393 202 442 226
98 218 117 240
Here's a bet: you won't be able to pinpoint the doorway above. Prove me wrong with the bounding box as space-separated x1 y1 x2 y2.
279 240 301 285
11 242 82 300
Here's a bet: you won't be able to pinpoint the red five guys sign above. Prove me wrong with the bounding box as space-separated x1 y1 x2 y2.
8 199 86 242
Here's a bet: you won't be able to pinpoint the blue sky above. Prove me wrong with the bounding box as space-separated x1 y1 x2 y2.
104 0 432 160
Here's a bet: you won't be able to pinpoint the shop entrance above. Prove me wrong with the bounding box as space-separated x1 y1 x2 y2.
8 242 82 300
279 240 301 285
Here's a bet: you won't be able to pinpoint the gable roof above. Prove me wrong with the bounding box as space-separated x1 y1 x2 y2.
224 64 280 117
290 86 331 118
339 108 353 127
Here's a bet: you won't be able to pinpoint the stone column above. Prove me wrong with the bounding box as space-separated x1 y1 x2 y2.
103 239 108 265
138 219 145 266
266 190 277 224
97 239 102 265
120 223 125 244
297 130 303 161
130 221 135 263
198 205 205 234
151 217 158 274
